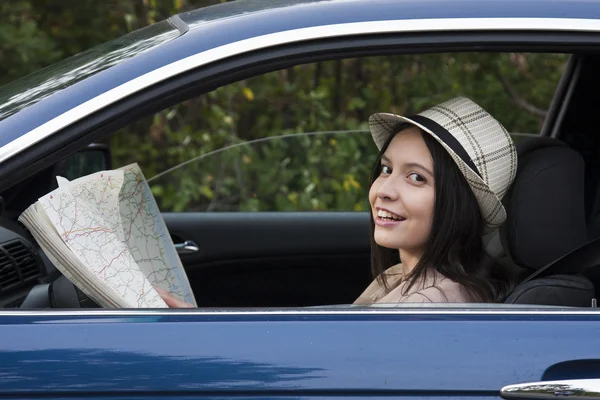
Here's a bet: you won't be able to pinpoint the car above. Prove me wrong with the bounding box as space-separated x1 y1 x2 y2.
2 0 600 397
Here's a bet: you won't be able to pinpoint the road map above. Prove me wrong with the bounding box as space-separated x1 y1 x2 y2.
118 164 195 305
36 163 195 308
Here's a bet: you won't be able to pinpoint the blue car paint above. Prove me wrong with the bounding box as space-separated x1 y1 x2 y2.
1 311 600 395
0 0 599 148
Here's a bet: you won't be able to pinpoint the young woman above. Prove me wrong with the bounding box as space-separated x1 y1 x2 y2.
159 97 517 307
354 96 517 304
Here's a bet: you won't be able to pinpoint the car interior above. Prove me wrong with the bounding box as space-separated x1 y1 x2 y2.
2 50 600 310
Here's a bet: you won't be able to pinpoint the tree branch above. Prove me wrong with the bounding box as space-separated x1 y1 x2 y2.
495 70 547 118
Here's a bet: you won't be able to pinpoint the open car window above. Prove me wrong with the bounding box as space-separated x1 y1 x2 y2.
109 52 568 214
0 50 577 310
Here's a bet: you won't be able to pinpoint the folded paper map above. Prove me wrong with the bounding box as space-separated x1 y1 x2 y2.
19 163 196 308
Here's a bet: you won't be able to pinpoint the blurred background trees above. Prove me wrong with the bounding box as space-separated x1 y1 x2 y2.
0 0 568 212
0 0 222 87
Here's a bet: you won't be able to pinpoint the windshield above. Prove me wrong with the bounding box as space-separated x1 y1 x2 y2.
0 20 180 121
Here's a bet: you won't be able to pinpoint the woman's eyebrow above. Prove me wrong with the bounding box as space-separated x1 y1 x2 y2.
404 162 434 176
381 154 392 164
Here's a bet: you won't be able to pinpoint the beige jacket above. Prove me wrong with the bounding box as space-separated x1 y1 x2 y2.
354 264 473 304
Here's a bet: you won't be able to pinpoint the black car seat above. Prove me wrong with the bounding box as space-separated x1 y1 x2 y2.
501 137 595 306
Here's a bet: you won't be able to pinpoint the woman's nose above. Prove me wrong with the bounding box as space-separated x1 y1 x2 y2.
376 178 399 200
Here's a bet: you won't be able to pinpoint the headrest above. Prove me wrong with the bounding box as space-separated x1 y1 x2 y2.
502 137 587 271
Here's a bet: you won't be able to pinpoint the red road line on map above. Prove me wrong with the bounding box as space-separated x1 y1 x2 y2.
98 249 127 277
67 227 113 241
67 226 112 234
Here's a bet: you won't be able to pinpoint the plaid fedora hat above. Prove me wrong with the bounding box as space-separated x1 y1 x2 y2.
369 97 517 231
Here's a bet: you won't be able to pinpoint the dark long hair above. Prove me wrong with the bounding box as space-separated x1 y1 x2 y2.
369 127 514 303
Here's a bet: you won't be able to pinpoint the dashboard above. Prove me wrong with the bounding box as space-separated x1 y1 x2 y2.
0 217 53 308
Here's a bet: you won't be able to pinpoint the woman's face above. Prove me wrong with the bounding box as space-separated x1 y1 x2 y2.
369 126 435 257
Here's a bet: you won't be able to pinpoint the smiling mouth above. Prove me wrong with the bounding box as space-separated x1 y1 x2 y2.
377 209 406 221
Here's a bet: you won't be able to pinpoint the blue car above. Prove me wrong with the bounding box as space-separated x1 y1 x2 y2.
2 0 600 397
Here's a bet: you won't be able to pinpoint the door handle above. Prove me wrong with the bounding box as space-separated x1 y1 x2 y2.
501 379 600 400
174 240 199 254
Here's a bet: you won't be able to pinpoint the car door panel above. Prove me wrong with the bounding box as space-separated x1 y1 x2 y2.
164 212 372 307
1 311 599 397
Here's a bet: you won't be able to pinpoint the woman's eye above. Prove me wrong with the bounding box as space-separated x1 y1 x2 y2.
380 165 392 175
408 173 426 183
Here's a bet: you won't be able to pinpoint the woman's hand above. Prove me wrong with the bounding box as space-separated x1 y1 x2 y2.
155 287 195 308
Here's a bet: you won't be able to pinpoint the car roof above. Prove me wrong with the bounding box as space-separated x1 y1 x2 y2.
179 0 600 30
0 0 599 156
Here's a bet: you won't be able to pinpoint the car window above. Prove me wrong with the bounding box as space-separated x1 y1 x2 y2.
108 52 568 213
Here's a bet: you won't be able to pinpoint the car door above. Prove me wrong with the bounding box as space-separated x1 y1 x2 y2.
3 15 600 400
2 307 600 398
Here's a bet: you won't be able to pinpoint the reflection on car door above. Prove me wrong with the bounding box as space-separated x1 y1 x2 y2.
1 308 599 397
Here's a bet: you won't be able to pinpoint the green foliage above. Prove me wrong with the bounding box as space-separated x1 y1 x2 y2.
0 1 61 85
0 2 569 213
0 0 225 87
112 54 567 213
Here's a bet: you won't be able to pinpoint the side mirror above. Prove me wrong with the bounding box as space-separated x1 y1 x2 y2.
53 144 112 181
